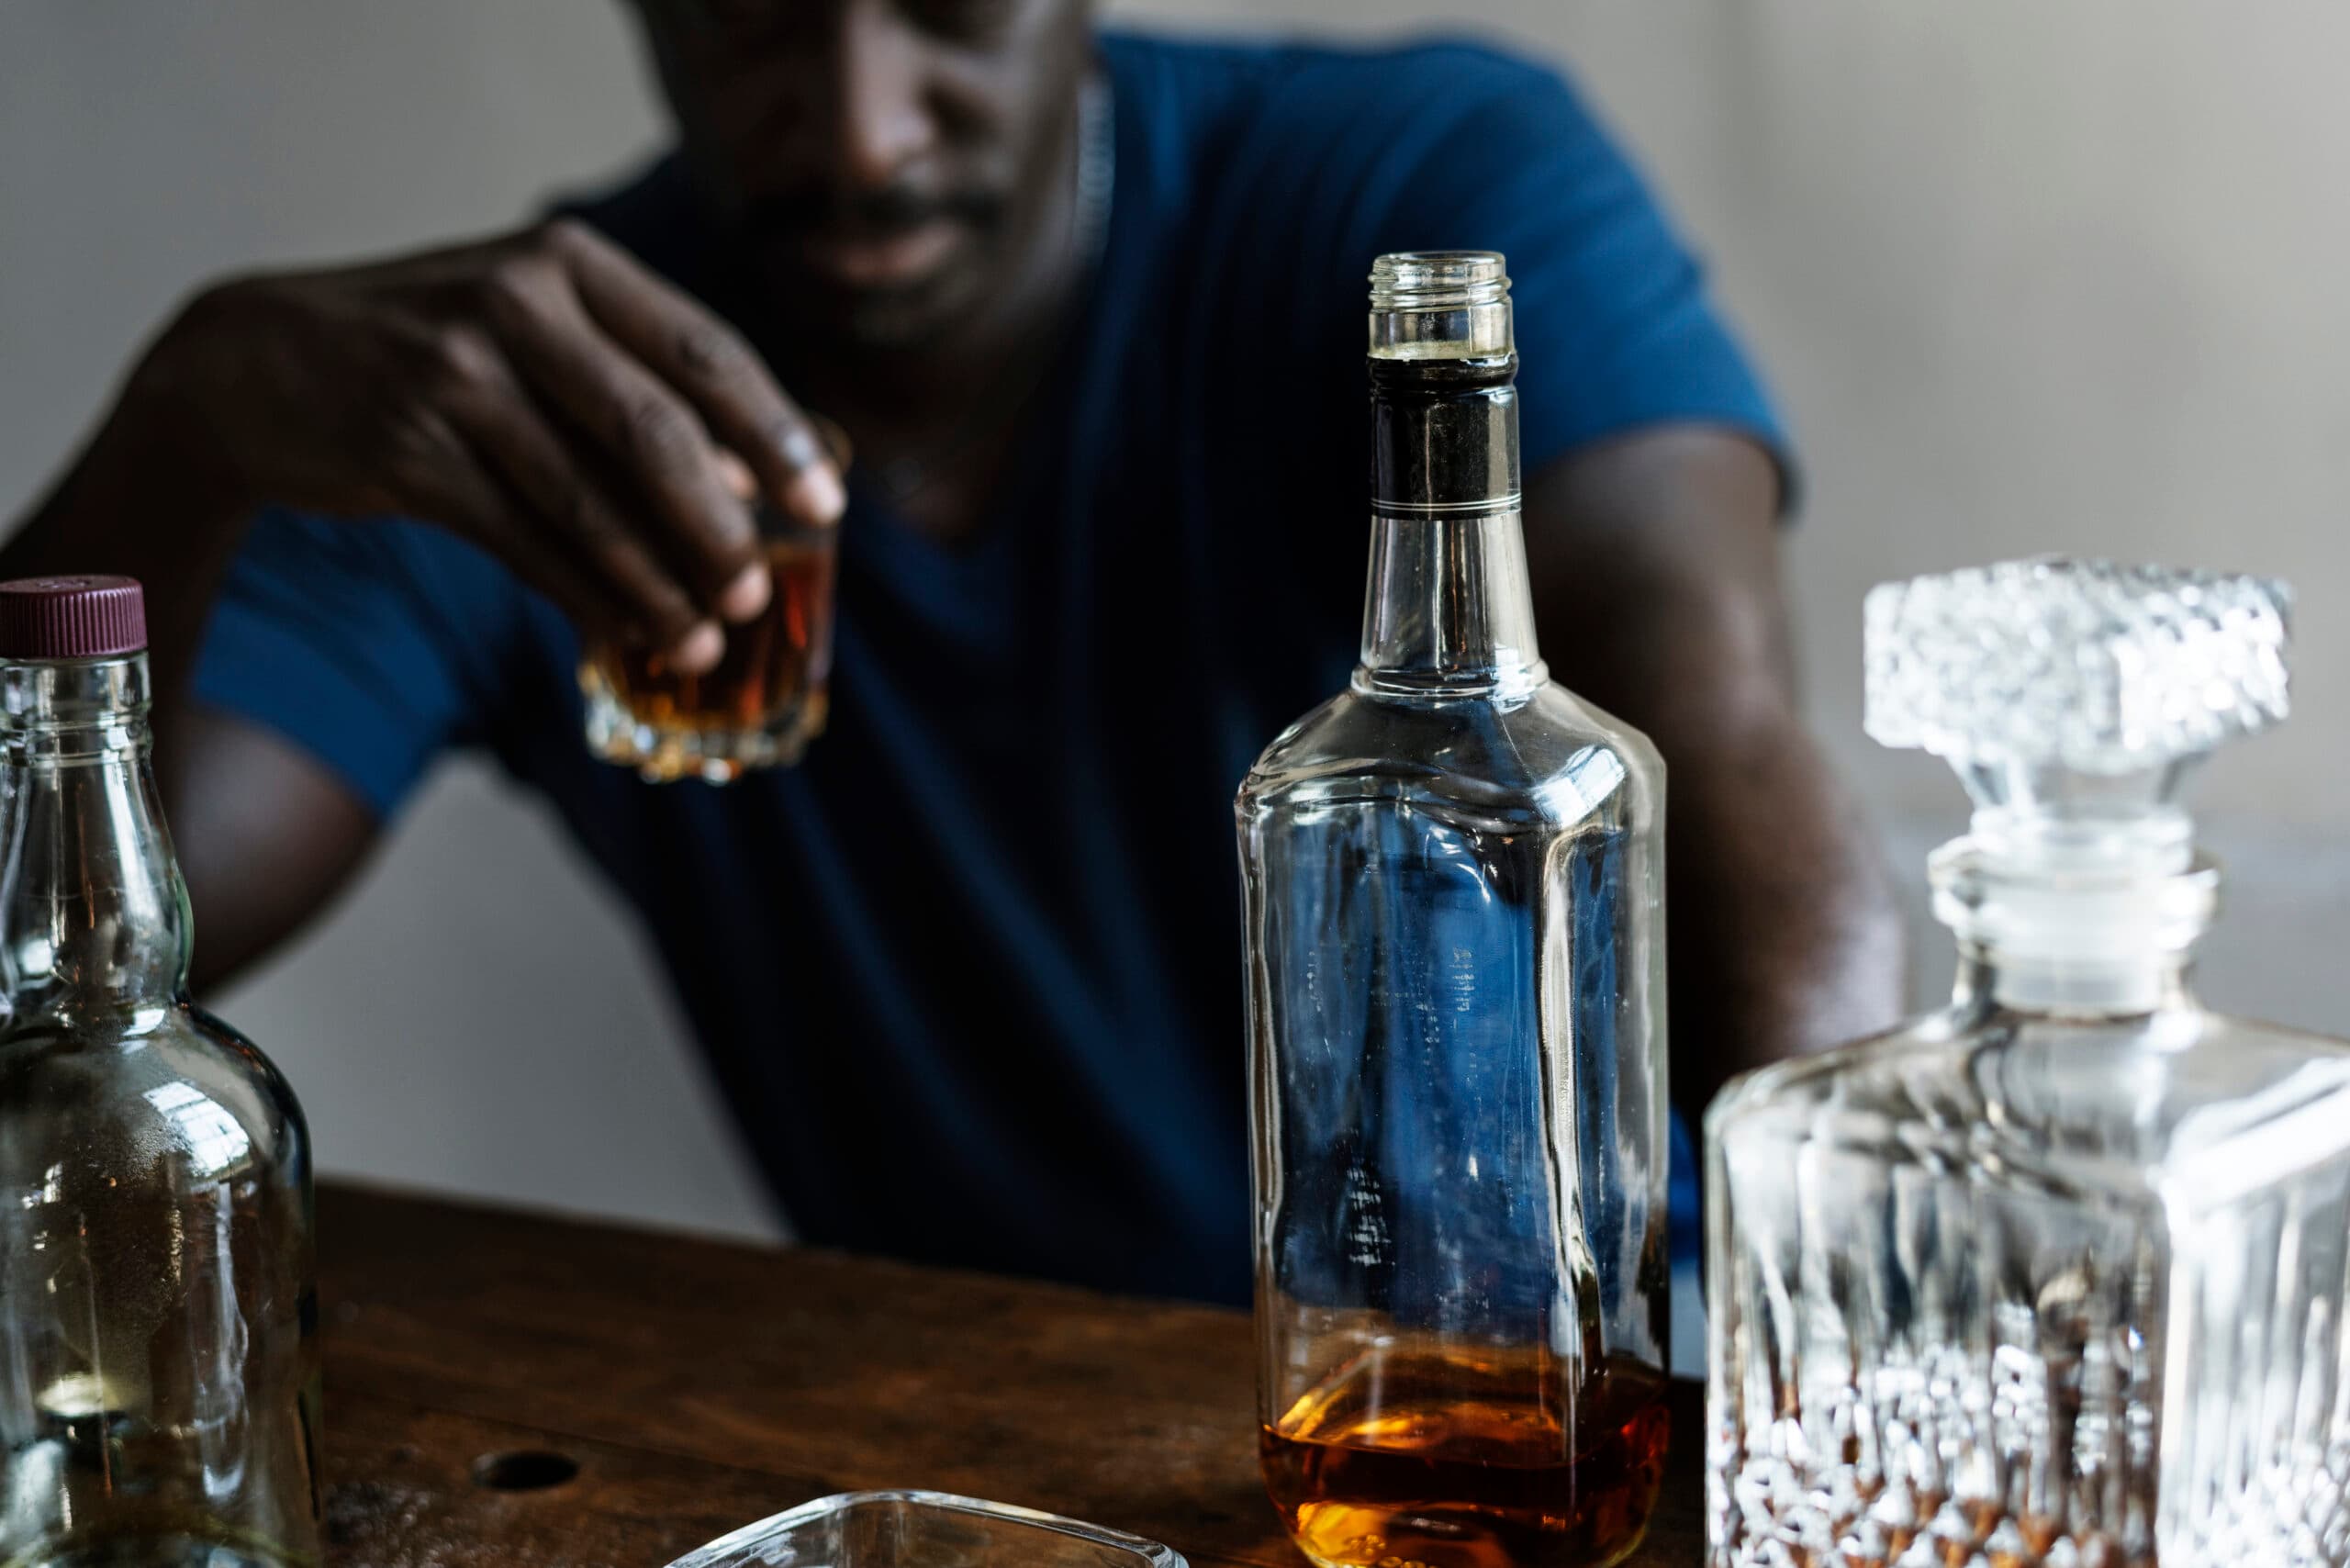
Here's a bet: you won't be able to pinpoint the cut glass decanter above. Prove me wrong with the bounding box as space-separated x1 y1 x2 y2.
1707 557 2350 1568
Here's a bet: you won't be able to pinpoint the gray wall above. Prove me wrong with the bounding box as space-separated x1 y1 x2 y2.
3 1 2344 1240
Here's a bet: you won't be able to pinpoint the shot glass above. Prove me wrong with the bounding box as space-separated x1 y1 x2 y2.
579 510 837 784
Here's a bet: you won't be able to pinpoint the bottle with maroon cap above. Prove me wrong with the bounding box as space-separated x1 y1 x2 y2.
0 577 319 1568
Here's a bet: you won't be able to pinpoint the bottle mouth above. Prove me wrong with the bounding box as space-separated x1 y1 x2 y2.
0 655 151 747
1368 252 1509 310
1368 251 1513 360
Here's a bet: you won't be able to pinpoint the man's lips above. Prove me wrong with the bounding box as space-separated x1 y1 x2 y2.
792 218 965 287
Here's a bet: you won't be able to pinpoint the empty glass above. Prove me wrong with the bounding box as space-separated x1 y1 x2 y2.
661 1491 1186 1568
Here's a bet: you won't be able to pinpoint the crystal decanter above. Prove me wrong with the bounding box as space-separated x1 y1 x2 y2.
1707 558 2350 1568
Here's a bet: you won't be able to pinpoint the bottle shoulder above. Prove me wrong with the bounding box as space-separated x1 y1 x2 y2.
1237 678 1662 830
0 1002 307 1187
1709 1002 2350 1203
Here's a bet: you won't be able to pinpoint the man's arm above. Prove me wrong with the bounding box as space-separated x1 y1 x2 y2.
3 218 846 991
1522 425 1905 1117
2 384 383 994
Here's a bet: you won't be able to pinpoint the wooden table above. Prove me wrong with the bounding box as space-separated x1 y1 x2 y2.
319 1183 1704 1567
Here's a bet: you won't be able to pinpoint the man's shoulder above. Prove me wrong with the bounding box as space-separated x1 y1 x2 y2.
1103 28 1573 134
1101 28 1595 259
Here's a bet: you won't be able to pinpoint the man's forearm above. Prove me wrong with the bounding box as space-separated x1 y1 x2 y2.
1653 706 1906 1117
6 337 388 997
5 343 257 711
1583 594 1908 1116
1520 428 1907 1121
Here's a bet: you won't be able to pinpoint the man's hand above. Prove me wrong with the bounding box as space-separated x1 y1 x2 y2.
1 218 856 989
128 218 845 672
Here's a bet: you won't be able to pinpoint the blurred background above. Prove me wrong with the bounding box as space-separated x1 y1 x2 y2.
3 0 2344 1241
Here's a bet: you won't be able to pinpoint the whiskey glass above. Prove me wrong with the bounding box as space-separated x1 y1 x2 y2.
580 509 837 784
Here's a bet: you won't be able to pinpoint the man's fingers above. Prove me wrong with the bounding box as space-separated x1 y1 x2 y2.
399 414 679 658
441 357 726 669
705 448 774 620
548 219 845 529
482 264 767 619
713 449 757 500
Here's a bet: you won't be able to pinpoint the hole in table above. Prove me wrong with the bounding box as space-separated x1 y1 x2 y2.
472 1450 580 1491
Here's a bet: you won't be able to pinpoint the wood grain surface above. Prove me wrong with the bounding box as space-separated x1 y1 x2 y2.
317 1183 1703 1568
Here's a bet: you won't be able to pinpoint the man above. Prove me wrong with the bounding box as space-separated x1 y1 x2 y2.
6 0 1899 1299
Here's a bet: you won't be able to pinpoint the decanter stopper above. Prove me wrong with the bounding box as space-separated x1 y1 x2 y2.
1864 556 2290 867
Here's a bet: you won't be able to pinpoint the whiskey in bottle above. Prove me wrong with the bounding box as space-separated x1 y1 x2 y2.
1263 1347 1671 1568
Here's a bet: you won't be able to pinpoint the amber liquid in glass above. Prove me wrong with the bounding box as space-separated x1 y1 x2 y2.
581 534 836 781
1262 1350 1669 1568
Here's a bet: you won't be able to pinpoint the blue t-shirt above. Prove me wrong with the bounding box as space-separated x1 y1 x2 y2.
195 31 1772 1300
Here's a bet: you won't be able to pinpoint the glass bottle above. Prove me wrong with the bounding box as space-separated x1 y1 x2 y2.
1237 252 1671 1568
0 577 320 1568
1707 558 2350 1568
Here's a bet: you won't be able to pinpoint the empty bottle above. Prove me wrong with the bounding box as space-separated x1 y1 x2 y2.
0 576 319 1568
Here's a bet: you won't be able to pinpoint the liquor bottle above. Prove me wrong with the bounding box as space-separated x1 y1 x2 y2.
0 577 320 1567
1707 558 2350 1568
1237 252 1671 1568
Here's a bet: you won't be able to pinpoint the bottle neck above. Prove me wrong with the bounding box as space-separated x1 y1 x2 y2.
1356 353 1543 698
0 655 189 1022
1931 834 2215 1016
1951 945 2199 1017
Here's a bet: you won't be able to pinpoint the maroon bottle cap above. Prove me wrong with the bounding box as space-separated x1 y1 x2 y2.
0 576 149 660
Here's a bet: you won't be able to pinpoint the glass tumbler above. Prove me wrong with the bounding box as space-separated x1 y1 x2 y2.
580 509 838 783
661 1491 1187 1568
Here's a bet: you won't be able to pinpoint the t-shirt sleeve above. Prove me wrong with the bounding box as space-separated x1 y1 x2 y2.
1364 46 1793 487
190 509 532 818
